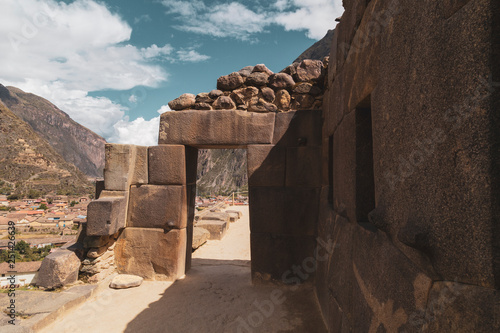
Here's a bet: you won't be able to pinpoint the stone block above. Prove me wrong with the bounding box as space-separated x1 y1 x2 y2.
227 212 239 222
225 210 243 219
249 187 320 236
158 110 275 148
127 185 187 229
196 220 227 240
250 233 316 283
114 227 186 280
285 146 322 187
422 282 499 332
192 226 210 249
273 110 322 147
109 274 143 289
104 144 148 191
247 145 286 187
349 223 435 333
199 212 229 223
148 145 186 185
87 196 127 236
37 250 81 288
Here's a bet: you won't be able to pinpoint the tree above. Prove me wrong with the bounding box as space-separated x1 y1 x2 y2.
7 193 19 200
70 201 78 207
38 203 48 210
15 240 30 255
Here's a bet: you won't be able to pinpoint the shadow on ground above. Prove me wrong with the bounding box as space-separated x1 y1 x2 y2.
124 258 326 333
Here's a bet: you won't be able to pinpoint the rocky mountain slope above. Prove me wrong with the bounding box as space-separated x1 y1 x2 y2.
197 149 247 196
0 101 93 196
294 29 335 63
0 85 106 177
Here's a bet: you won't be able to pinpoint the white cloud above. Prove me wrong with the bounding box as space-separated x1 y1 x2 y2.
176 49 210 62
128 94 138 103
161 0 343 41
108 116 160 146
274 0 343 39
162 0 270 41
157 105 172 114
141 44 174 59
0 0 169 145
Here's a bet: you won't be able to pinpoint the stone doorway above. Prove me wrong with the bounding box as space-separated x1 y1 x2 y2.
88 109 323 284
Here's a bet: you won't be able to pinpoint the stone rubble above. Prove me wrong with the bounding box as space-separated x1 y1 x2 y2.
167 58 328 113
109 274 143 289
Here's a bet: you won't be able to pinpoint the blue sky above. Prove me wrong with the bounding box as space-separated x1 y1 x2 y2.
0 0 343 145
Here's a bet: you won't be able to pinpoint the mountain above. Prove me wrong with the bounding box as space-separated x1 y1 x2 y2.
0 101 93 197
294 29 335 63
0 85 106 177
197 149 247 196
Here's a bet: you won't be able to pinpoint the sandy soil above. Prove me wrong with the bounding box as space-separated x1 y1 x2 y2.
40 206 327 333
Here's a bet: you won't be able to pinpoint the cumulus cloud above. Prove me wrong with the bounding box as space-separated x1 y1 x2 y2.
274 0 344 39
0 0 169 145
141 44 174 59
161 0 343 40
108 116 160 146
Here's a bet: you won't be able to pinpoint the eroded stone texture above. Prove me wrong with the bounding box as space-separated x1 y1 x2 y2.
217 72 244 91
148 145 186 185
87 196 127 236
127 185 187 229
252 64 274 75
159 110 275 147
246 72 269 87
196 220 227 240
295 59 324 82
115 228 186 280
104 144 148 191
213 96 236 110
274 90 291 110
37 250 81 288
268 73 295 90
237 66 254 77
168 93 196 111
192 226 210 249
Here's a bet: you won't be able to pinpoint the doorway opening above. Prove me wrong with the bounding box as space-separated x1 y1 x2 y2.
190 148 251 267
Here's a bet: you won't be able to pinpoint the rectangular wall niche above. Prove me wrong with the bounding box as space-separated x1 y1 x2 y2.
355 95 375 227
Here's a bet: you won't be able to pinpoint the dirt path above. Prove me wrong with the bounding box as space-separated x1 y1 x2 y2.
41 206 327 333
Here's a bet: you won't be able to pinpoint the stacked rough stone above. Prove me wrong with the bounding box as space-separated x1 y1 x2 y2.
167 59 328 113
80 233 118 283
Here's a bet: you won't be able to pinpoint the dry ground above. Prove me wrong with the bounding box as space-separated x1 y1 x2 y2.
40 206 327 333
